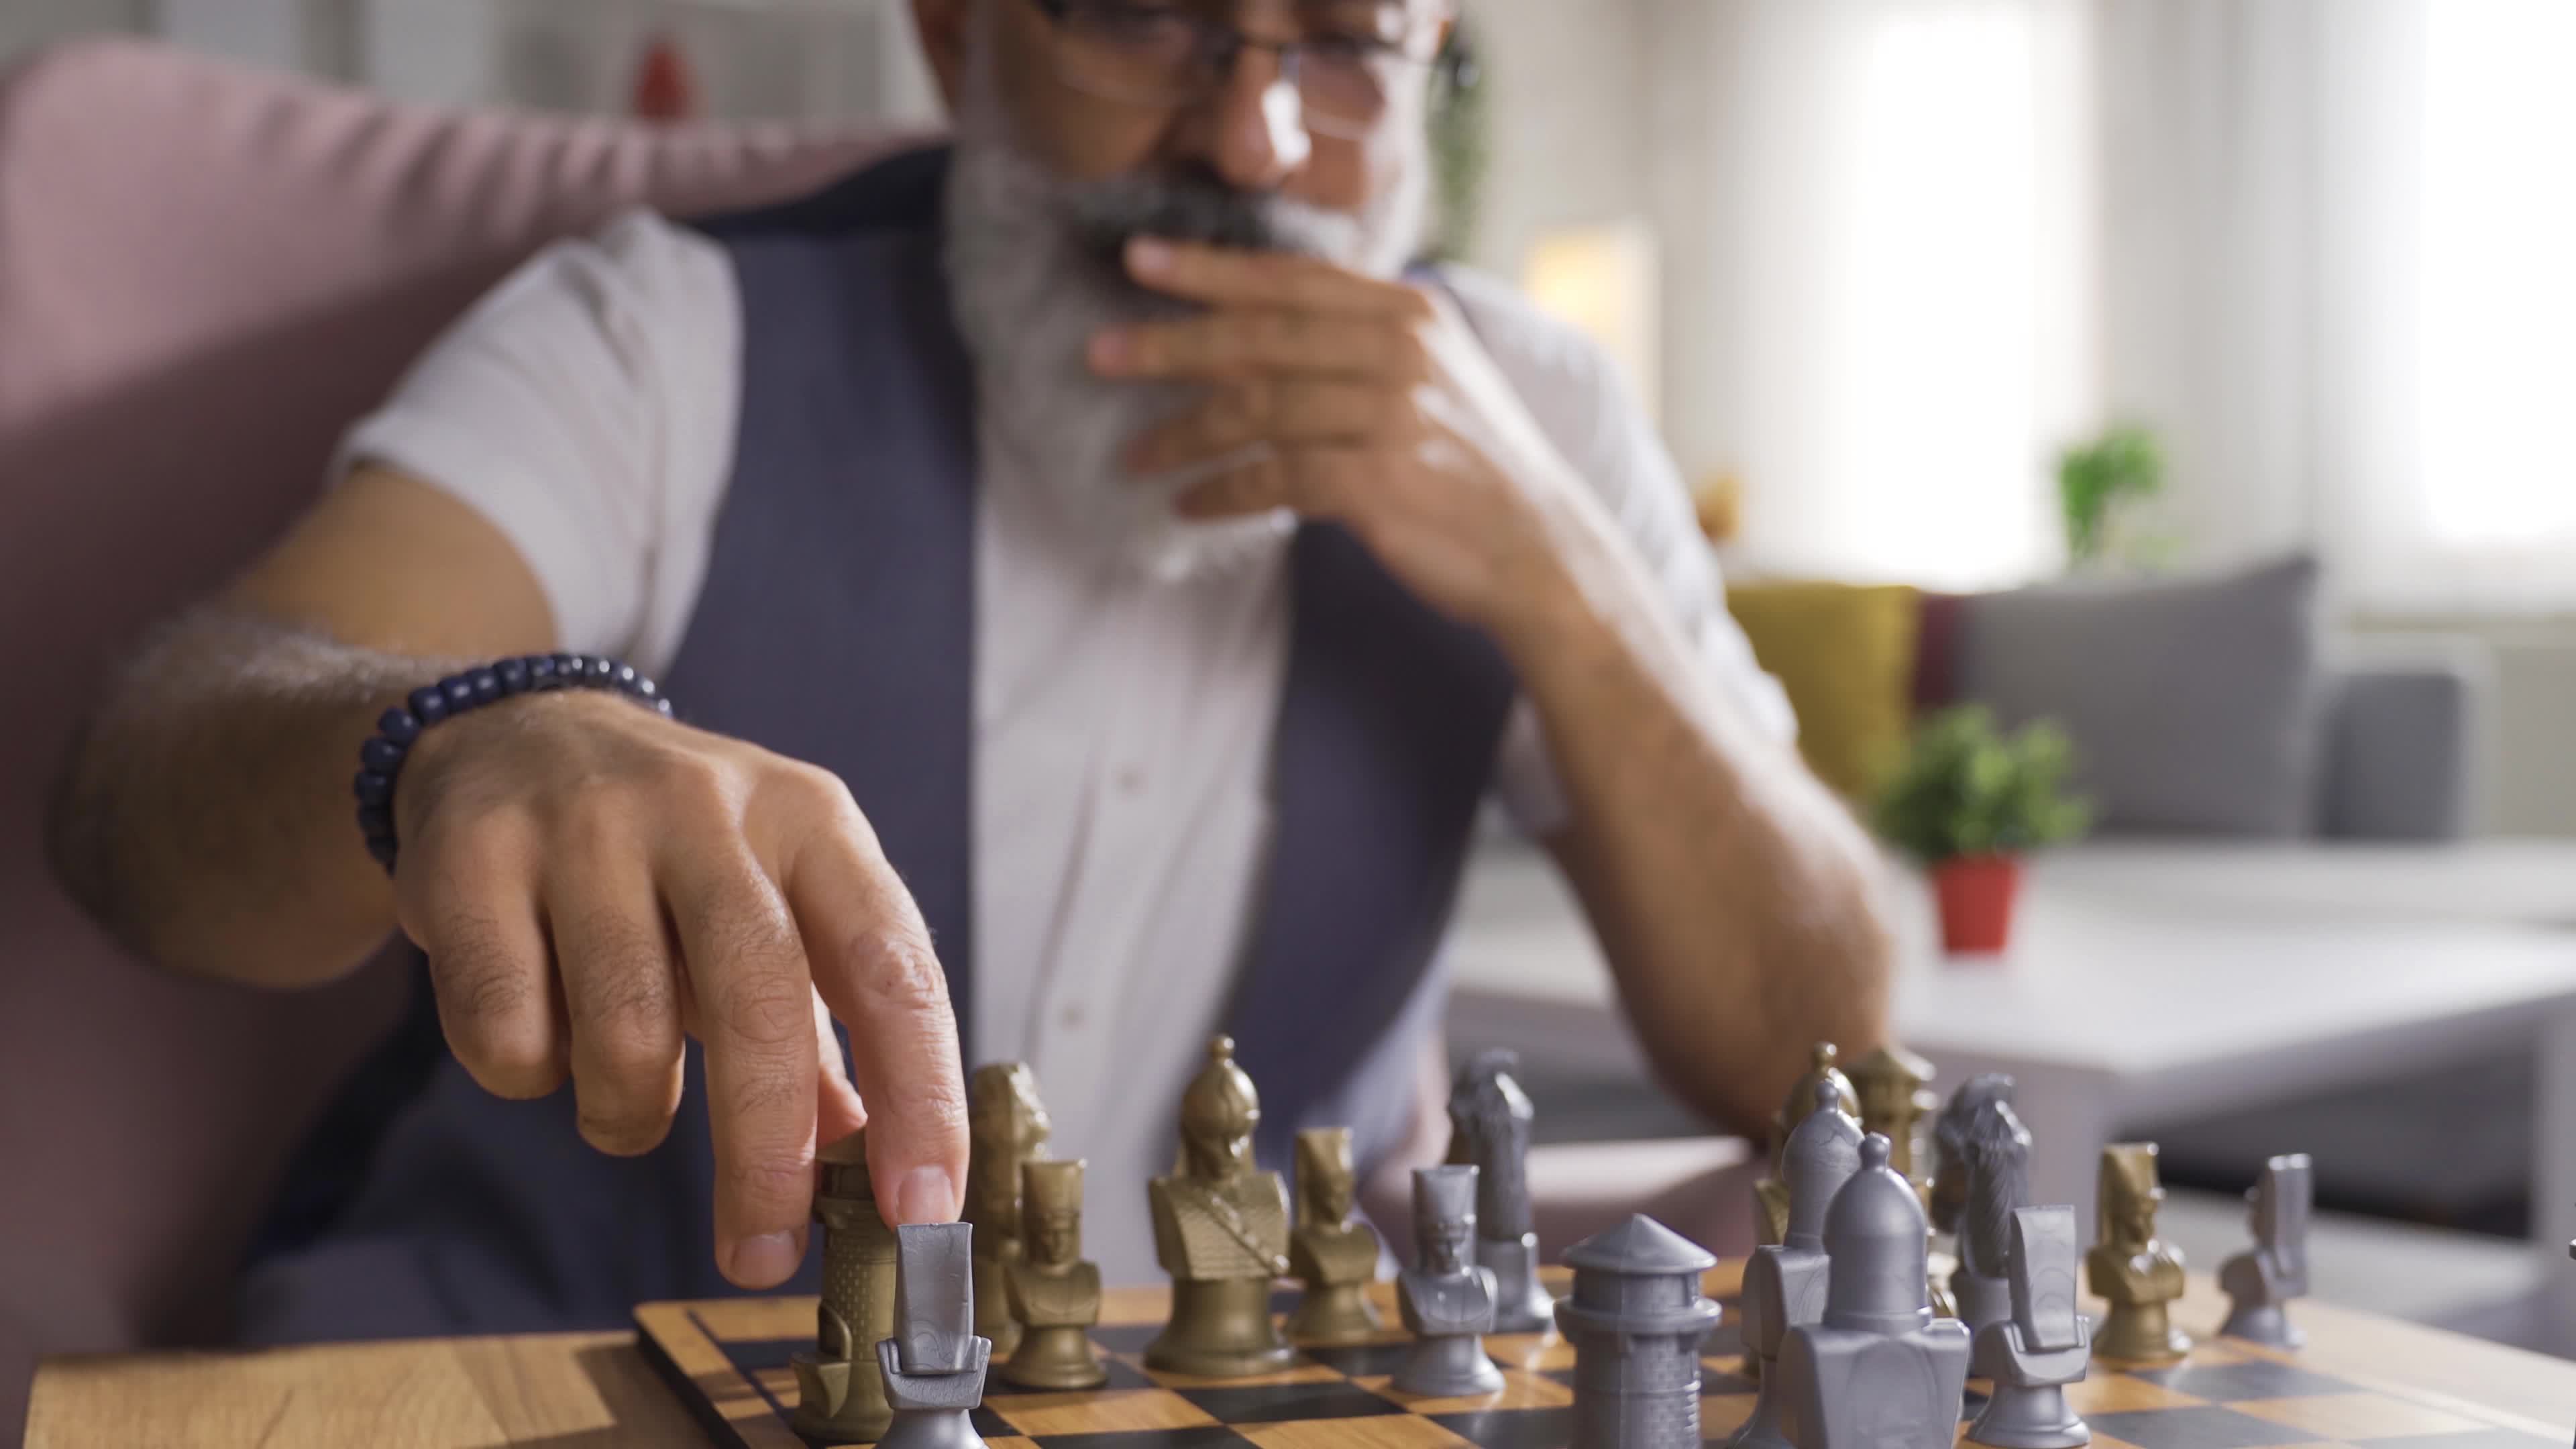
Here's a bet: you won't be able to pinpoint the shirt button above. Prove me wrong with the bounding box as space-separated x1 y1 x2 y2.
1115 766 1146 796
1059 1004 1087 1030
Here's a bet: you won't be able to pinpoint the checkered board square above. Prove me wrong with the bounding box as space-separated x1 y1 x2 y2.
636 1285 2562 1449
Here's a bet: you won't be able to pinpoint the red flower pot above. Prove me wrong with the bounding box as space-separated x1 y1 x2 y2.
1933 854 2023 955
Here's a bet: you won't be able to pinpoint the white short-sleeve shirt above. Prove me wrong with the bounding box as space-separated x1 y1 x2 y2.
339 208 1792 1281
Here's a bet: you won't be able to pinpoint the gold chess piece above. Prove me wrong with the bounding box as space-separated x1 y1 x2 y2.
1001 1159 1108 1389
1845 1043 1938 1189
1756 1042 1862 1248
792 1132 900 1442
1145 1036 1298 1377
966 1062 1053 1360
1285 1126 1384 1344
2087 1142 2192 1364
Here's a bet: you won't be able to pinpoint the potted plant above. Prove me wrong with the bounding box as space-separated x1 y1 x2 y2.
2057 423 2166 572
1871 706 2091 955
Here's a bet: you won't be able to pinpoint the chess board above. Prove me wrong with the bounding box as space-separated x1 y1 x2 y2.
637 1272 2564 1449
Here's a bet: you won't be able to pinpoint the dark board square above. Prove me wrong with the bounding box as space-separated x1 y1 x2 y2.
1032 1428 1258 1449
1091 1324 1164 1354
1298 1341 1419 1378
2359 1423 2576 1433
973 1405 1019 1438
722 1336 811 1375
1178 1381 1406 1425
1432 1405 1577 1449
1960 1386 1989 1421
2356 1436 2568 1449
2127 1360 2357 1401
2087 1406 2322 1449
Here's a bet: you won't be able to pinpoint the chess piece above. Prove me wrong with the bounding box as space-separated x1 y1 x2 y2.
875 1222 992 1449
1729 1081 1862 1449
1758 1044 1862 1249
1144 1036 1297 1377
965 1063 1052 1360
1000 1159 1107 1389
1446 1049 1556 1332
1968 1207 2092 1449
2218 1154 2312 1349
1930 1074 2018 1239
1770 1043 1862 1171
1938 1081 2031 1379
1286 1126 1384 1344
793 1131 900 1442
1776 1134 1972 1449
1845 1043 1938 1188
1395 1165 1506 1397
1556 1214 1722 1448
2086 1143 2190 1364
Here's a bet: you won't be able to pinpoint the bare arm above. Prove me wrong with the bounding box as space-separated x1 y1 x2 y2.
46 466 970 1285
1509 542 1893 1136
1092 239 1892 1138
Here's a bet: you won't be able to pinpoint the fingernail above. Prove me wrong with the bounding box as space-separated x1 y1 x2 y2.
892 1165 957 1225
1128 237 1173 276
728 1229 804 1286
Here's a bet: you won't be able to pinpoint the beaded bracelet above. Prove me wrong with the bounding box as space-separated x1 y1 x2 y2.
352 653 674 873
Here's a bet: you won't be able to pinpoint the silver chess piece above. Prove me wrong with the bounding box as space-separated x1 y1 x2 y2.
2218 1154 2312 1348
1447 1049 1556 1332
1730 1080 1862 1449
1933 1075 2031 1379
1968 1206 2092 1449
1776 1134 1972 1449
1397 1165 1506 1397
875 1222 992 1449
1555 1214 1723 1449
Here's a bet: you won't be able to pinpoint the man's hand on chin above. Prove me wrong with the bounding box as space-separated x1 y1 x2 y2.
1089 237 1643 657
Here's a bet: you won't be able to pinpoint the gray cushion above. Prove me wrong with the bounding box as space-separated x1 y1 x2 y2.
1956 555 2324 837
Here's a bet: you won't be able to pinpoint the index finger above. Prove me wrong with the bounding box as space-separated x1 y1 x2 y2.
1125 236 1426 317
783 824 970 1229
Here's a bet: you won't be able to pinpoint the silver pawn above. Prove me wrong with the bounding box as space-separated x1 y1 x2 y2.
1397 1165 1505 1397
1968 1206 2091 1449
1729 1080 1861 1449
2218 1154 2312 1348
875 1222 991 1449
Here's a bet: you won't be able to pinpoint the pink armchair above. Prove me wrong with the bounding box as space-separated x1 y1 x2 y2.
0 36 904 1436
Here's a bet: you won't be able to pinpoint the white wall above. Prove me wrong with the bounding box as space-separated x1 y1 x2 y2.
0 0 146 68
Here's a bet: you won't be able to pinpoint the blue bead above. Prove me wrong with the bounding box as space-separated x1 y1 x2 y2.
610 663 640 692
360 737 407 773
358 804 393 836
409 686 448 725
441 676 476 711
366 836 398 870
526 655 559 690
469 668 502 705
553 653 585 686
631 676 659 701
376 708 421 744
655 697 675 716
496 658 531 694
586 657 616 686
354 769 392 805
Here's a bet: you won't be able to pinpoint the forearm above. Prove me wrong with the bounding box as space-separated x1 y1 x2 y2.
1499 515 1893 1135
46 604 431 987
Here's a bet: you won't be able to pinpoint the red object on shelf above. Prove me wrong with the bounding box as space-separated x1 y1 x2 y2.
1933 854 2023 956
632 35 698 123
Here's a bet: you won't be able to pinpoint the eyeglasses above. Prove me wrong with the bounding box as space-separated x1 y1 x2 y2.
1022 0 1446 140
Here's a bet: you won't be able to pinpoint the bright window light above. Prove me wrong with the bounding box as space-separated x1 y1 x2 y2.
2416 0 2576 552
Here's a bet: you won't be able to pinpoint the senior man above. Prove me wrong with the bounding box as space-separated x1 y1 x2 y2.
48 0 1889 1338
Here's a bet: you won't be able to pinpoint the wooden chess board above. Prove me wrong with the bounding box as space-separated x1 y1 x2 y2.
637 1271 2565 1449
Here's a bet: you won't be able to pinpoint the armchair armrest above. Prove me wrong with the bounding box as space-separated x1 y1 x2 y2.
2318 635 2496 841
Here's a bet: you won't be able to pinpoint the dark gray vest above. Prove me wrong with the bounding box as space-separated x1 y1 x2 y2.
236 148 1514 1341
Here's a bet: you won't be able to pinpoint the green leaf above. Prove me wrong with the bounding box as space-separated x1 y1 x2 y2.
1870 706 2094 863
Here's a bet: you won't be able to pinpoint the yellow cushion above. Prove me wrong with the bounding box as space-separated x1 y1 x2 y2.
1724 582 1921 799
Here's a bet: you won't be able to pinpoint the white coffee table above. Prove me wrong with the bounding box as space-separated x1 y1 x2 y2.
1446 840 2576 1338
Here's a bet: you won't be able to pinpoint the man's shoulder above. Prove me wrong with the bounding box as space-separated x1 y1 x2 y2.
1423 263 1624 403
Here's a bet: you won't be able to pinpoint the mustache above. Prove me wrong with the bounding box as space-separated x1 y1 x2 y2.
1059 170 1352 269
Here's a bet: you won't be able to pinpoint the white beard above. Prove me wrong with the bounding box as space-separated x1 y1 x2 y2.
941 38 1431 583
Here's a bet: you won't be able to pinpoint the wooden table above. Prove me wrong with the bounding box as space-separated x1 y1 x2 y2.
27 1272 2576 1448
